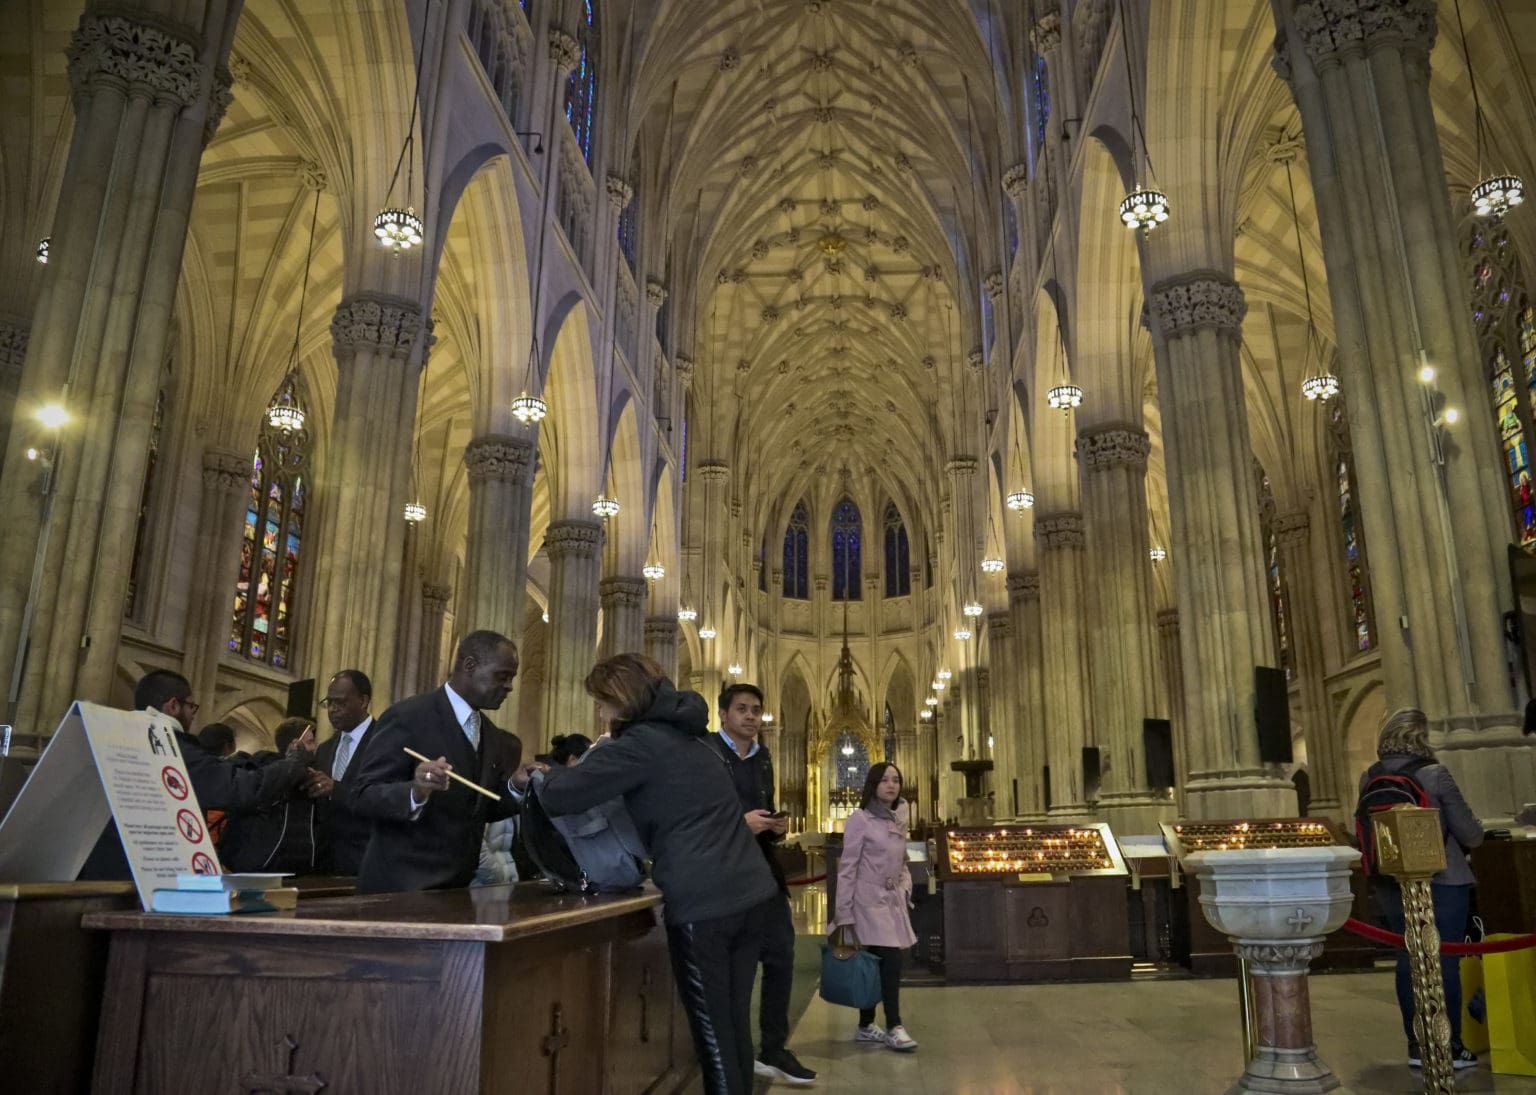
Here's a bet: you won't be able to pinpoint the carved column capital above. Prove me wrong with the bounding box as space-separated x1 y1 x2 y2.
1233 940 1325 971
1274 510 1311 545
544 519 604 560
986 611 1012 638
1076 424 1151 472
1148 271 1246 340
599 576 648 609
422 583 453 613
330 293 427 359
1156 608 1180 634
605 174 633 210
674 354 694 387
548 29 582 71
645 279 668 307
0 318 30 372
464 435 536 485
1002 163 1030 200
698 461 730 483
67 12 205 108
201 446 250 493
1292 0 1436 70
1032 12 1062 52
644 616 679 642
944 456 979 477
1035 512 1085 550
205 63 234 144
1007 573 1042 602
982 272 1004 300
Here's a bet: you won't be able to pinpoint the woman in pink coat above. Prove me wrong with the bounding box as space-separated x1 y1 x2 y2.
832 762 918 1052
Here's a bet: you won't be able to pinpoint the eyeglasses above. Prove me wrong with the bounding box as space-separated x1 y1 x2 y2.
177 698 201 716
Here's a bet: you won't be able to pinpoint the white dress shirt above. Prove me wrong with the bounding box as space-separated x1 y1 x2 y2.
331 715 373 780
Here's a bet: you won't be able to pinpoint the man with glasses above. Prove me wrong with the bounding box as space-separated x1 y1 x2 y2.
308 670 376 875
79 669 314 879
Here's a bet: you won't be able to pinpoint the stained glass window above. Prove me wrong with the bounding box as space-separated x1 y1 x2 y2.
618 196 637 271
230 378 311 669
1255 466 1292 679
833 733 870 790
1033 55 1049 151
883 502 911 597
831 497 862 601
1466 221 1536 546
565 0 598 165
1327 399 1374 652
783 501 809 599
125 387 167 620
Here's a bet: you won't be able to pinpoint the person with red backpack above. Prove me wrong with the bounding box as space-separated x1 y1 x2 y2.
1356 708 1485 1071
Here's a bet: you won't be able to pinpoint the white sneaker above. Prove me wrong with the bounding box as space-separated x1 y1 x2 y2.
884 1025 918 1052
855 1023 887 1044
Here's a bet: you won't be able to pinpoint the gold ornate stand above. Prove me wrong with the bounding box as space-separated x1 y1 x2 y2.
1372 807 1454 1094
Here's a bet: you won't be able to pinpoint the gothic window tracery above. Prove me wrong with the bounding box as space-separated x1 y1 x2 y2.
565 0 598 165
831 497 862 601
230 377 311 669
783 500 809 599
618 195 637 270
883 501 911 597
1327 398 1375 652
1465 222 1536 545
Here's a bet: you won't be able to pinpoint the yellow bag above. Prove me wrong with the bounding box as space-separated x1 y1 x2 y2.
1460 954 1490 1054
1483 934 1536 1076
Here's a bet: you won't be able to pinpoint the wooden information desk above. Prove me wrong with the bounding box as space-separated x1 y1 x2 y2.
84 882 692 1095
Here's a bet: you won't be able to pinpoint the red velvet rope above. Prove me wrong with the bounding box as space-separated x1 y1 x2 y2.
784 873 827 887
1342 917 1536 955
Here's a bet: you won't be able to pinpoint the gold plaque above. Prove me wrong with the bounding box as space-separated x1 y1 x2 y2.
1371 806 1447 879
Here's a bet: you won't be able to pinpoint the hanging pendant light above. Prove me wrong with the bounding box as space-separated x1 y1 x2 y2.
1301 372 1339 402
1047 384 1083 411
1116 0 1170 232
932 680 946 691
36 237 50 264
728 662 743 676
403 500 427 523
1006 488 1034 511
1279 153 1341 404
643 562 665 581
963 601 984 617
592 495 620 519
511 390 548 424
375 0 431 251
678 607 698 622
1149 546 1167 562
374 207 424 251
698 624 717 640
267 188 324 434
981 556 1004 574
937 669 952 680
267 380 306 432
953 626 973 641
925 696 939 707
920 708 934 719
1454 0 1523 219
1119 187 1170 232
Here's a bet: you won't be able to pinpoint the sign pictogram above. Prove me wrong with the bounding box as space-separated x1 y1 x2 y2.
190 851 218 875
175 809 204 844
161 766 189 801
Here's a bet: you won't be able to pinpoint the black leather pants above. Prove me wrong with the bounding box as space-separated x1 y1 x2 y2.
666 896 773 1095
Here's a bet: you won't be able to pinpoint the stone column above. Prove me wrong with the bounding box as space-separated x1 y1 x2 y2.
542 519 603 745
1156 609 1188 811
307 294 428 708
946 457 982 756
0 320 28 461
1035 513 1093 818
1077 424 1172 830
598 576 647 659
1148 274 1294 818
1008 573 1048 819
986 613 1019 818
1275 0 1529 813
181 446 254 712
1274 511 1345 818
416 583 452 694
644 616 679 678
462 434 535 640
0 6 238 727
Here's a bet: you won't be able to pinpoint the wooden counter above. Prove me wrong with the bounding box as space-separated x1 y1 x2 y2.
85 882 692 1095
1 881 139 1094
1471 837 1536 932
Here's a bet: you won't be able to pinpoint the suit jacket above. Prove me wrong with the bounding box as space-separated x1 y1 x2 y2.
347 688 522 893
314 721 380 876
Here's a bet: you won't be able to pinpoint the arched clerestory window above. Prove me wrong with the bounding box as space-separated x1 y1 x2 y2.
230 376 312 669
1327 397 1374 653
565 0 599 165
783 500 809 599
883 501 910 597
831 497 862 601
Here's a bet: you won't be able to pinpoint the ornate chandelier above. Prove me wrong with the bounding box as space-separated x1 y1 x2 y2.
698 625 717 640
267 380 306 433
592 495 620 519
981 556 1004 574
728 663 743 675
403 500 427 523
374 207 423 252
1301 372 1339 402
937 669 951 680
962 601 984 617
1149 546 1167 562
953 626 972 641
36 237 49 264
925 696 938 707
1472 175 1524 219
1120 188 1170 232
511 391 548 424
1006 489 1034 511
643 562 665 581
1047 384 1083 411
677 607 698 622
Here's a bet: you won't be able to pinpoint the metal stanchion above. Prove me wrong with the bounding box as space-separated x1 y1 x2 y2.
1373 806 1454 1094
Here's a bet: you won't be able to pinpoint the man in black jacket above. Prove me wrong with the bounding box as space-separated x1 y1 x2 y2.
347 630 529 893
711 683 816 1087
309 669 377 875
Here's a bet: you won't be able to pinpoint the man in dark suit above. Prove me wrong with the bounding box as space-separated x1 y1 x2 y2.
309 669 377 876
348 630 529 893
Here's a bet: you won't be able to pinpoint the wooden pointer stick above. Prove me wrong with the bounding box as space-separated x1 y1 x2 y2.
403 746 501 802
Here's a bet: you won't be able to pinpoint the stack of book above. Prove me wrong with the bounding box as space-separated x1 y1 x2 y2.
150 872 298 914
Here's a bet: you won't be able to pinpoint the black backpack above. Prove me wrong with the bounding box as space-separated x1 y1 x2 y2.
1353 757 1434 876
516 775 647 894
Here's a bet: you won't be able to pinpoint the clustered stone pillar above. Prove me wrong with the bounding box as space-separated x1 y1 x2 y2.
1035 513 1092 818
0 5 237 728
308 294 427 708
1156 609 1187 810
462 435 536 641
1274 511 1345 817
1148 273 1293 818
0 321 27 462
1077 423 1170 830
1007 573 1048 819
542 519 603 745
415 583 452 694
643 616 679 678
598 576 647 659
181 446 256 710
986 612 1018 818
1275 0 1528 811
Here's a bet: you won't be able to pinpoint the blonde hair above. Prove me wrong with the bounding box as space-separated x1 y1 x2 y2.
584 653 670 730
1377 707 1433 760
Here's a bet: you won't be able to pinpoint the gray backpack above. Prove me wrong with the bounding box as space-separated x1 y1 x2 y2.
522 771 648 893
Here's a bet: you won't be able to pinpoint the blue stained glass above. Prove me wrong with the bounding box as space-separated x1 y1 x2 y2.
883 502 910 597
565 0 598 164
831 497 862 601
784 501 809 599
1033 55 1049 150
618 198 637 270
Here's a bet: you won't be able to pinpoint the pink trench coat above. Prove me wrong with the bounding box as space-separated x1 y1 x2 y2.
833 801 917 948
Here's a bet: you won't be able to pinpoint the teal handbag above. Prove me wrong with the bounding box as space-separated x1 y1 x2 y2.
818 926 881 1009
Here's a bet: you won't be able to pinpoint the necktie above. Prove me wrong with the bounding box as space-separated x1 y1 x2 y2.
464 710 481 750
333 733 354 780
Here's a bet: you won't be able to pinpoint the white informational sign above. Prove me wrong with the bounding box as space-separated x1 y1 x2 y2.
0 701 223 910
